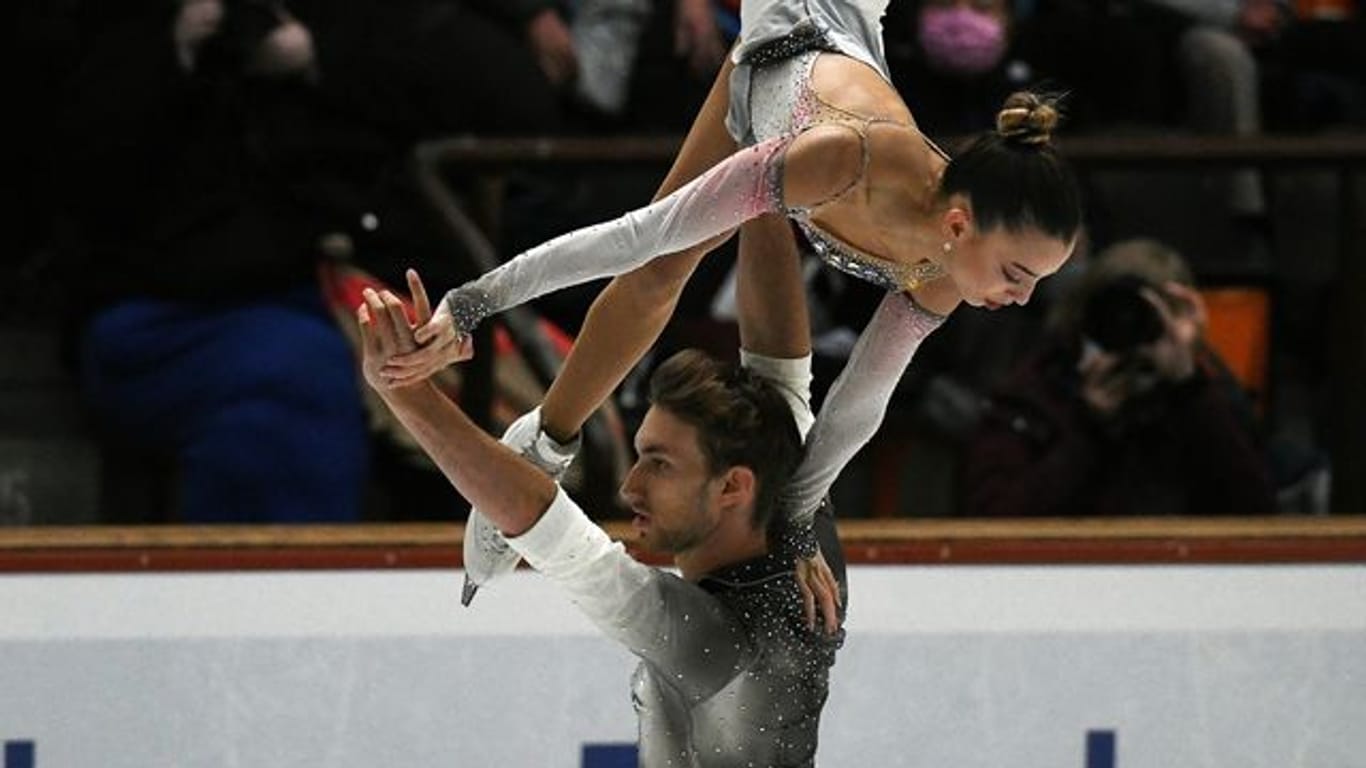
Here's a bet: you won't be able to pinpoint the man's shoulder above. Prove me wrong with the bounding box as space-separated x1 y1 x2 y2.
700 554 810 631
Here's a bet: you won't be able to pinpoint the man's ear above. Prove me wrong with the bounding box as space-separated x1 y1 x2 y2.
719 466 757 510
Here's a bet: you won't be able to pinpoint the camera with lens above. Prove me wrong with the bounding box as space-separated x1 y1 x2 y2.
1080 274 1166 353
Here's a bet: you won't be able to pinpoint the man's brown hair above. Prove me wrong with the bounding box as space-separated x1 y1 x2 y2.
647 349 803 531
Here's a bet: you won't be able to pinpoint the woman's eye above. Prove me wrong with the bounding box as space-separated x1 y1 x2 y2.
1002 268 1022 285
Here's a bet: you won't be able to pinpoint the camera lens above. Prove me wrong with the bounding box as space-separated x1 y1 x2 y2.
1081 274 1165 352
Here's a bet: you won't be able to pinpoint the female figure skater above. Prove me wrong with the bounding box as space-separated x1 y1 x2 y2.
381 0 1083 612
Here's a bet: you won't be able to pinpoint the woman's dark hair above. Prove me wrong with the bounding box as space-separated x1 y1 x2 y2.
647 350 803 532
939 91 1082 243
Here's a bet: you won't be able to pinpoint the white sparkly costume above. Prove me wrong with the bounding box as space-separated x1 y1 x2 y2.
454 0 948 590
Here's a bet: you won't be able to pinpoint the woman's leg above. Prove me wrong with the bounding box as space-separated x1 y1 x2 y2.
539 56 741 442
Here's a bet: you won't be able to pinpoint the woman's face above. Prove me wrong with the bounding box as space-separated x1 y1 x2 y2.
948 225 1075 310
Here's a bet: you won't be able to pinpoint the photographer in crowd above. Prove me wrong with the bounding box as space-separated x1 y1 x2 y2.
959 239 1276 517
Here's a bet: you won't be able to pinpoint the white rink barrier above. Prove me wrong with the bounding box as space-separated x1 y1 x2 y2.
3 565 1365 767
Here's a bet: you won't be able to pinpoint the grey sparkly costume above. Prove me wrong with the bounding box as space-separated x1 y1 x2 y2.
511 492 843 768
507 336 950 766
506 351 843 768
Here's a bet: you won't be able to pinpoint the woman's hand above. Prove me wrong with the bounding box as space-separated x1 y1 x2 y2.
795 549 842 635
375 269 473 389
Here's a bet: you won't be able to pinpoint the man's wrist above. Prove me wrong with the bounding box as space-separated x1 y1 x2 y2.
377 379 445 413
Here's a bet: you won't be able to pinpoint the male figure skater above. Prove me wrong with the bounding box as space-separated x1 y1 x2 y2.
357 285 843 767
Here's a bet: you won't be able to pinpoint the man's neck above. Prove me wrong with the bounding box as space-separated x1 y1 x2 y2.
675 532 769 582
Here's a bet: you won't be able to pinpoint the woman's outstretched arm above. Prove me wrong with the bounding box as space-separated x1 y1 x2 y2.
781 292 947 541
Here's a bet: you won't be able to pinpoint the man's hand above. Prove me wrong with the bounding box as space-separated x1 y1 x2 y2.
359 287 419 393
361 270 472 391
527 8 578 86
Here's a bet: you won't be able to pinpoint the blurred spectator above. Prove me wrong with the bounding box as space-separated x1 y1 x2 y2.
885 0 1034 136
1264 1 1366 129
621 0 732 131
264 0 567 141
6 1 82 325
1135 0 1284 221
1014 1 1189 130
56 1 370 523
959 239 1277 516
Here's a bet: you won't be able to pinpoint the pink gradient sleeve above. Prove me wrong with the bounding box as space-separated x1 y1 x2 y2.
442 135 793 332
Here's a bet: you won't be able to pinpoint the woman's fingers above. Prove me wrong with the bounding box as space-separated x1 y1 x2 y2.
798 575 817 632
809 554 840 635
795 553 842 634
384 337 469 386
414 315 447 345
407 268 432 325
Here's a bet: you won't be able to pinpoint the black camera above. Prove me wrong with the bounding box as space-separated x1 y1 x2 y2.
1080 274 1165 353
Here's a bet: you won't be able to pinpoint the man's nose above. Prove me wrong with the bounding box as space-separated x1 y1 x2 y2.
618 463 643 503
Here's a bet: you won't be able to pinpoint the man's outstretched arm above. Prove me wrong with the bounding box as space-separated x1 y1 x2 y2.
358 287 555 536
359 286 752 689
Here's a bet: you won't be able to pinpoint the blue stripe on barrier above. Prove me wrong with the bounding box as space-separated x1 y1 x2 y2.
1086 730 1116 768
582 743 637 768
4 742 34 768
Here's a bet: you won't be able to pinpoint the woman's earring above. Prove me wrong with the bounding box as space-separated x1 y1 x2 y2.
942 242 953 253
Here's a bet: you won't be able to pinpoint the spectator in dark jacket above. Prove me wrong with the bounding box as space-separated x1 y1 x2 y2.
959 238 1276 517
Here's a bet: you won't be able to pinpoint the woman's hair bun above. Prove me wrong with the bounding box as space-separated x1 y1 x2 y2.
996 91 1061 147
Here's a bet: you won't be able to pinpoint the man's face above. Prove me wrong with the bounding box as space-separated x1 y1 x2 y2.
619 406 727 555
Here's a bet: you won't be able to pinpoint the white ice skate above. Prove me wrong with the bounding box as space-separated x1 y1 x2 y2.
461 407 579 606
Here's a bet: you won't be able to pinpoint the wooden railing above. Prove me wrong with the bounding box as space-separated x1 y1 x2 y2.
413 132 1366 515
2 516 1363 571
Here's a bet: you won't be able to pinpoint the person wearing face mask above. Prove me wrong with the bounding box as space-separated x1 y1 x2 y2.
886 0 1029 136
